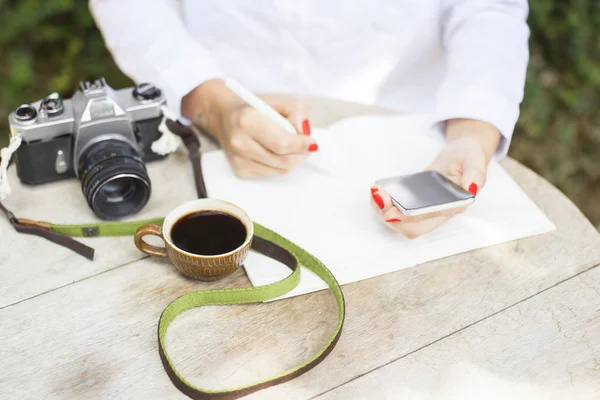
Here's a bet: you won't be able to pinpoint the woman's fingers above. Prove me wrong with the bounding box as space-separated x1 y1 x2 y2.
238 102 316 155
459 148 487 195
381 206 405 223
225 102 315 177
386 216 450 238
228 155 288 179
254 118 316 155
370 184 465 239
233 135 309 171
370 185 394 213
259 94 311 134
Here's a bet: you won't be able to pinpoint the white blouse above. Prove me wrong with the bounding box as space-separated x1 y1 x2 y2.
90 0 530 157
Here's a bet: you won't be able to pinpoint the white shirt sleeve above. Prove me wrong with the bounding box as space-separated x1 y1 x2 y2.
435 0 530 158
89 0 222 119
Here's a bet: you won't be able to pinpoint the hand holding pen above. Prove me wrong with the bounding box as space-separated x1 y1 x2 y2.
181 78 318 178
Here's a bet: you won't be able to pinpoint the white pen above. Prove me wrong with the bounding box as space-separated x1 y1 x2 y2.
224 78 298 134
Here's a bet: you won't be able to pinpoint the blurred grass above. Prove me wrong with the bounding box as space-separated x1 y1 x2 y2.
0 0 133 121
1 0 599 229
509 0 600 229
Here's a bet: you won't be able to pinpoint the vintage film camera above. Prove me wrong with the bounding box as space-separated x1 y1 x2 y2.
8 78 168 220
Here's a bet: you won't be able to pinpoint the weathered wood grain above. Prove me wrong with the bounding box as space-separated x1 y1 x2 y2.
1 99 599 400
0 155 599 398
0 256 338 399
320 265 600 400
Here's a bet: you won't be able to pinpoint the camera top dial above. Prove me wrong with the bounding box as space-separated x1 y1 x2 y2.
40 93 65 117
132 83 162 103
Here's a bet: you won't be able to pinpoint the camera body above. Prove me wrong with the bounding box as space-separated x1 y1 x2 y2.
8 78 168 220
9 78 166 184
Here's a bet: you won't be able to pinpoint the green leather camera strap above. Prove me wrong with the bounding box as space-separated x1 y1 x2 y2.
49 218 345 399
0 119 346 399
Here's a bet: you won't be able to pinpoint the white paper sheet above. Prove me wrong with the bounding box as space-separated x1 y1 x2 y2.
203 114 556 300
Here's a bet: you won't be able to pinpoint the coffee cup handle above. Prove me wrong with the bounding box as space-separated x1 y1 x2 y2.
134 224 168 258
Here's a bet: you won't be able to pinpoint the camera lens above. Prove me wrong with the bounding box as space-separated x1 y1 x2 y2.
78 139 151 220
98 177 138 204
14 104 37 122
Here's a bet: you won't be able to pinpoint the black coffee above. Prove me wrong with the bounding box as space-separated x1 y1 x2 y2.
171 211 247 255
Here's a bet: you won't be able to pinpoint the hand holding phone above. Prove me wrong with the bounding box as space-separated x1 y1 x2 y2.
375 171 475 217
372 131 488 238
370 170 477 239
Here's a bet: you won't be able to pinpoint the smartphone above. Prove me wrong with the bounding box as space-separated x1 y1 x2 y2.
375 171 475 216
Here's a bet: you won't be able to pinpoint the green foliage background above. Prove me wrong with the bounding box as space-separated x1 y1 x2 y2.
1 0 599 228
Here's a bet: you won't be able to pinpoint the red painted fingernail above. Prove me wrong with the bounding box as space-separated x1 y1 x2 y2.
386 218 401 223
302 119 311 135
372 193 384 209
370 187 378 195
308 143 319 152
468 183 478 196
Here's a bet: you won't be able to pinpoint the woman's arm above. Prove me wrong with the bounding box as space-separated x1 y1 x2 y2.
89 0 222 119
90 1 315 178
445 118 501 164
371 0 529 238
436 0 530 158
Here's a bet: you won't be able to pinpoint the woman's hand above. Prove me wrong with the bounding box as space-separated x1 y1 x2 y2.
181 79 318 178
370 118 502 238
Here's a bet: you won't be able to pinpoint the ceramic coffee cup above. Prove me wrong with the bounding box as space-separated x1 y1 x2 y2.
134 198 254 281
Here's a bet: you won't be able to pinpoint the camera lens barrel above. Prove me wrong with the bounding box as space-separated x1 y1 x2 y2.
78 139 151 220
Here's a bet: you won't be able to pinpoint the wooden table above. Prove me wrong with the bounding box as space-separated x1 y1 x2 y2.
1 98 600 399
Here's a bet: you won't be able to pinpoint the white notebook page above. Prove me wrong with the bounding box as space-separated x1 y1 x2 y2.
202 114 555 300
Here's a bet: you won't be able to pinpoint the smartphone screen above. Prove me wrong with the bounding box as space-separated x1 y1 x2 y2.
376 171 474 216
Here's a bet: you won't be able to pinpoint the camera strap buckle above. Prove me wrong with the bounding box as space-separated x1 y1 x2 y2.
0 199 95 260
15 218 52 230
